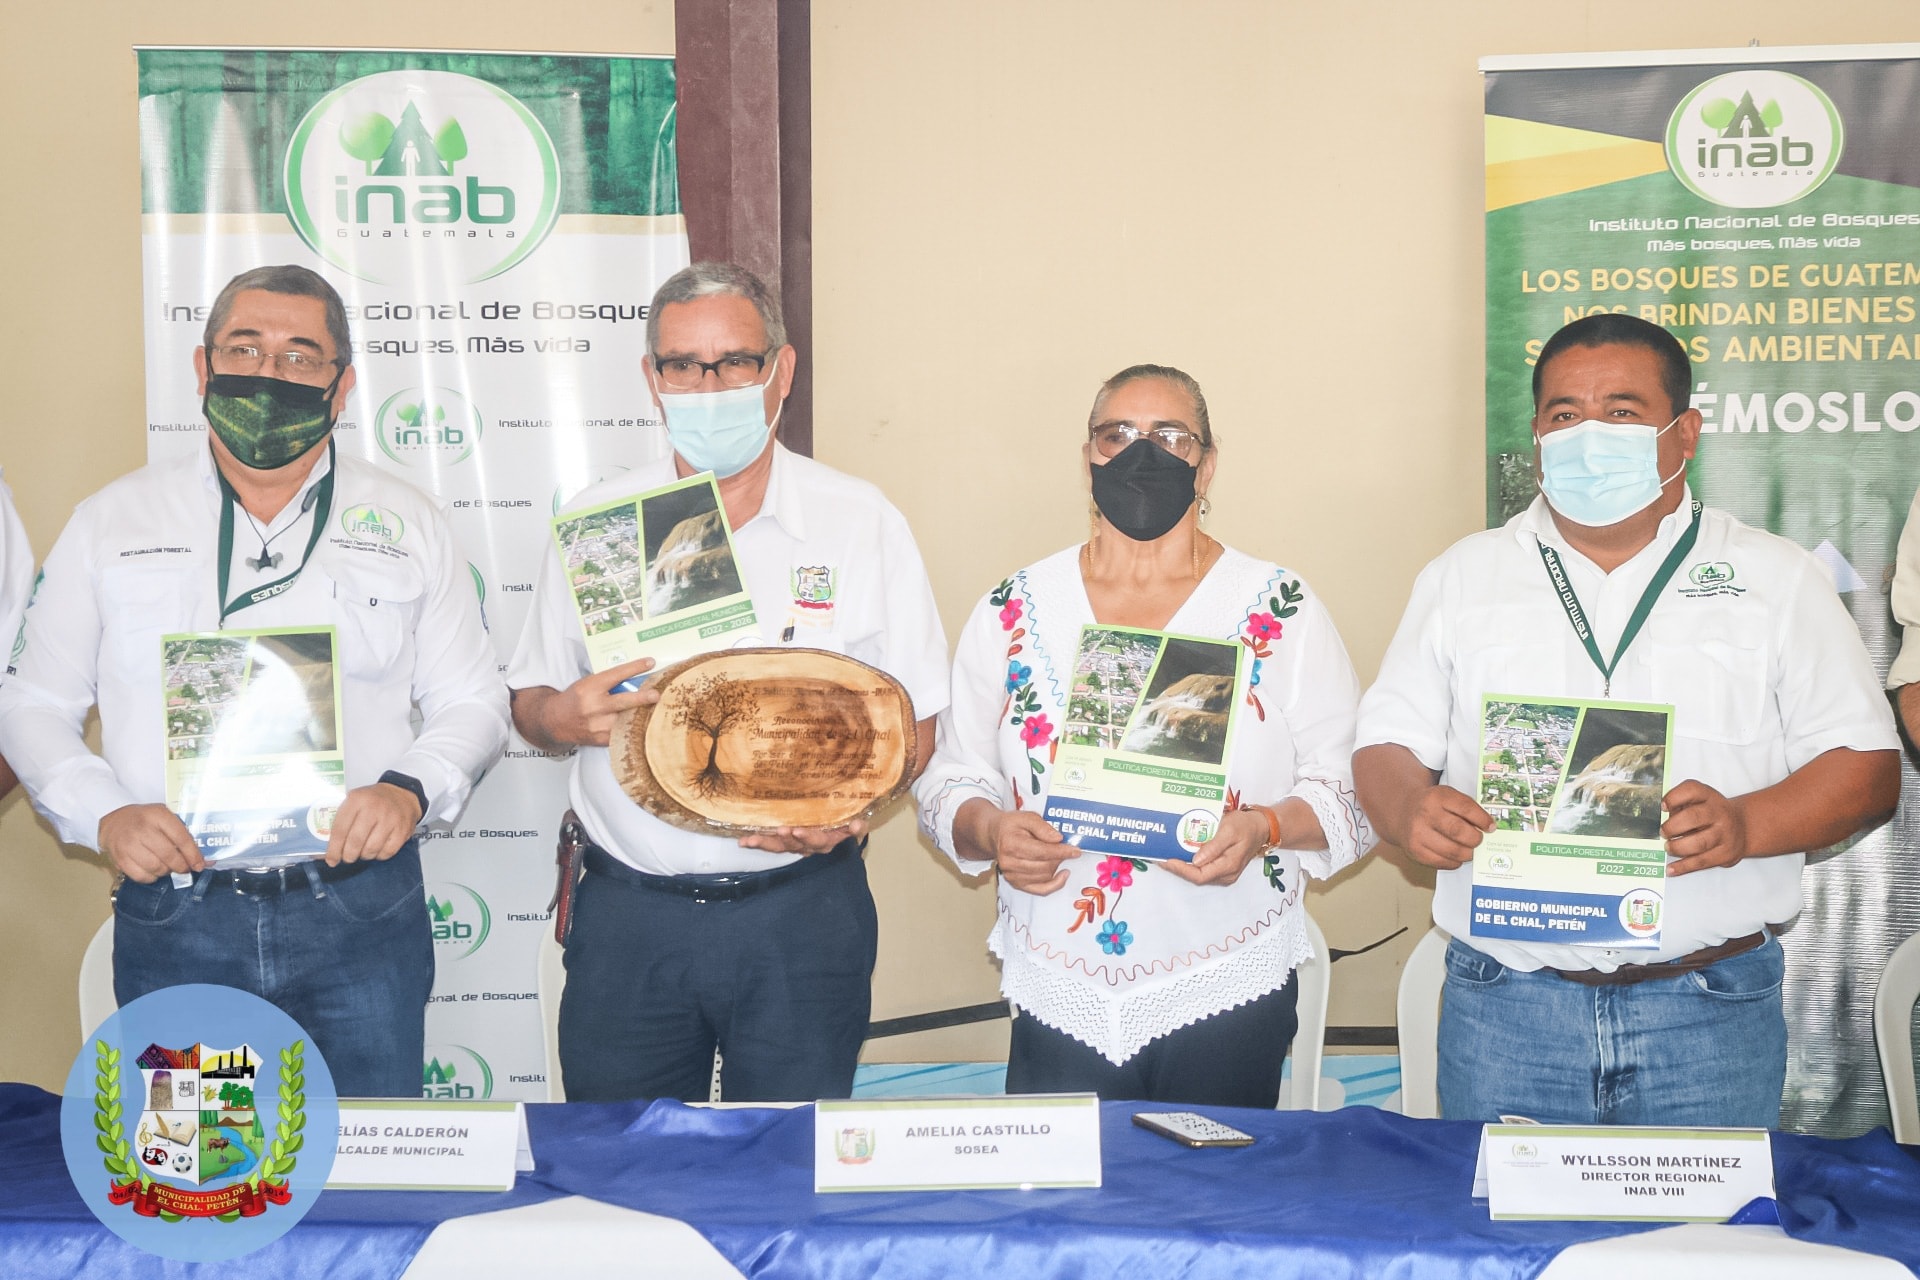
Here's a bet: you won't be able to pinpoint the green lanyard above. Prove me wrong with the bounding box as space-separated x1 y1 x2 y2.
215 444 336 626
1535 501 1701 697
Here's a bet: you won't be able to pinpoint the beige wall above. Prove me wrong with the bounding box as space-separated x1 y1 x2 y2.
5 1 1919 1087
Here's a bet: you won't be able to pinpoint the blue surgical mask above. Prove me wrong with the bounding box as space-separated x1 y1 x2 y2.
657 353 783 478
1535 416 1684 527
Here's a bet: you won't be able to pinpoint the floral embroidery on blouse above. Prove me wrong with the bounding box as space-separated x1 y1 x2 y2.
1238 578 1303 722
1071 854 1150 953
991 577 1050 796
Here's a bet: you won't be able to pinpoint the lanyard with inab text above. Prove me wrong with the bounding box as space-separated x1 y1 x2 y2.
215 444 336 626
1535 501 1702 697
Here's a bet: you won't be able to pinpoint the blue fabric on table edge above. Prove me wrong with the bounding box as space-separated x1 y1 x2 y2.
1772 1126 1920 1274
523 1097 1674 1280
0 1084 566 1280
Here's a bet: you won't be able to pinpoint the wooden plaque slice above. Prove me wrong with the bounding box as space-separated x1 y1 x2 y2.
609 647 918 834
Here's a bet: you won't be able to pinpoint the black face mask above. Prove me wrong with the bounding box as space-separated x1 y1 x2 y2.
1090 438 1197 542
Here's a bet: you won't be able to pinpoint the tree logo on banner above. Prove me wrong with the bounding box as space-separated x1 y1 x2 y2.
374 386 485 468
425 881 493 960
1665 70 1843 210
284 70 561 284
423 1045 496 1101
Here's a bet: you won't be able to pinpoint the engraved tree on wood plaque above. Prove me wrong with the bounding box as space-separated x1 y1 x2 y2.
669 675 761 796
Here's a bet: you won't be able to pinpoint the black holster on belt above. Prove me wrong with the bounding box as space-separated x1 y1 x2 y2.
549 810 587 946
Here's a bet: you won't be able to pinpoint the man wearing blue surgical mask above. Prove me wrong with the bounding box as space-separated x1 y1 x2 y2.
1353 312 1898 1128
509 261 948 1103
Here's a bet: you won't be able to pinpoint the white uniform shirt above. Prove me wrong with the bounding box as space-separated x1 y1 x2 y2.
1356 489 1898 972
0 467 32 674
0 445 509 850
507 443 950 876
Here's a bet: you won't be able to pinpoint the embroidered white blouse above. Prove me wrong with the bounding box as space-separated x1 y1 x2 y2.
915 544 1375 1064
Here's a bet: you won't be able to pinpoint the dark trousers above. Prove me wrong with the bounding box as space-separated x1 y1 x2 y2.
111 842 433 1099
1006 974 1300 1108
558 847 879 1103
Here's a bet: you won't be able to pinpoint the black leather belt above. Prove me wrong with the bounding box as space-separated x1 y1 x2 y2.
199 860 374 896
582 837 861 904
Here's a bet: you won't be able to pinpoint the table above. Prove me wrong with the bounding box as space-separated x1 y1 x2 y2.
4 1085 1916 1279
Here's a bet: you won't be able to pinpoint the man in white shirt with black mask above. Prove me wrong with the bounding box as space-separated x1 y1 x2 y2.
0 265 507 1097
509 261 948 1102
1354 312 1897 1127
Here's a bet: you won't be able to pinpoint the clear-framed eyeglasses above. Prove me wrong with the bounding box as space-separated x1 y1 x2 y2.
1089 422 1207 461
210 344 341 379
654 350 774 391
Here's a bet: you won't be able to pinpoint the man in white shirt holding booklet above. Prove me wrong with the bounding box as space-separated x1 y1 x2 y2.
0 265 508 1097
1354 313 1897 1128
508 261 947 1103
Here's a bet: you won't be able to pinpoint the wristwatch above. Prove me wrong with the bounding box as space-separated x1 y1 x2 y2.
377 770 429 826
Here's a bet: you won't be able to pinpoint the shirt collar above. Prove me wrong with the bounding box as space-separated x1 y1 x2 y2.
1517 484 1698 566
744 441 806 541
196 439 336 526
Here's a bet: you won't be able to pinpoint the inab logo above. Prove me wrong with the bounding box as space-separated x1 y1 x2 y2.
375 386 483 468
422 1045 495 1101
424 882 491 960
340 504 404 544
1666 70 1842 209
284 70 560 284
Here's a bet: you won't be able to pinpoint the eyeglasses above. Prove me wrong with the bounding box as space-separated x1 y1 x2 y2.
1090 422 1207 461
211 344 340 378
654 351 773 391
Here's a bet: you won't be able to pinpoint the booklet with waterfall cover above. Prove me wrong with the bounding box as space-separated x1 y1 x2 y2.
1470 695 1675 949
551 471 761 680
162 628 347 866
1040 625 1245 863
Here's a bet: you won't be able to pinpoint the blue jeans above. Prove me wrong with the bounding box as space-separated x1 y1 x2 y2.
1436 936 1787 1127
112 843 434 1099
558 846 879 1103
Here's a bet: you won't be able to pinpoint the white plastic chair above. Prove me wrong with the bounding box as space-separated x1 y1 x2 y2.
1872 930 1920 1144
1279 913 1331 1110
1395 926 1452 1119
536 928 722 1103
78 918 117 1043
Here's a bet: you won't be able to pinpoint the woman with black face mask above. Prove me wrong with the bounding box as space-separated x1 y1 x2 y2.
913 364 1377 1107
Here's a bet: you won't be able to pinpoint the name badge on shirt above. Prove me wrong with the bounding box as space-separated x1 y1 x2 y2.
784 563 838 641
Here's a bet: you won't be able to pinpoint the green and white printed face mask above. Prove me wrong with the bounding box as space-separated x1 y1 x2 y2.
203 371 341 470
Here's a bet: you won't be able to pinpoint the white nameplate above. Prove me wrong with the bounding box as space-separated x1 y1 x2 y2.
815 1094 1102 1193
1473 1124 1774 1221
327 1099 534 1192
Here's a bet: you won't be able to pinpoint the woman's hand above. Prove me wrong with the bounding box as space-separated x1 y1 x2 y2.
956 799 1081 896
1161 808 1273 887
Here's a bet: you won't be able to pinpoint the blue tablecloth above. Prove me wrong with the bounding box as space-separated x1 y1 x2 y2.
6 1081 1916 1279
0 1084 565 1280
524 1098 1920 1280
